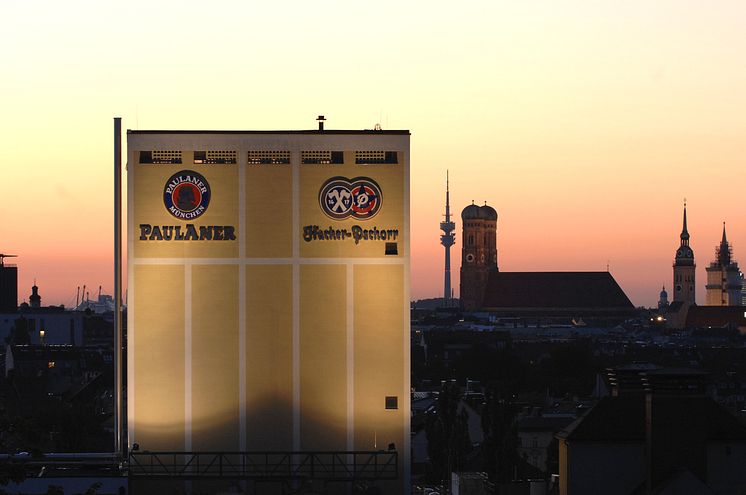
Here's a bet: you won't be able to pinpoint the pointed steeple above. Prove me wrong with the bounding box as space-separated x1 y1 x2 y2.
680 201 690 245
717 222 732 266
674 201 694 266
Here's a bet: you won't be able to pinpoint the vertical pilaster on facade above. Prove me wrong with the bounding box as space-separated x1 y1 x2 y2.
460 202 498 311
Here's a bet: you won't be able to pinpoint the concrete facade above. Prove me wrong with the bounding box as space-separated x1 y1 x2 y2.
127 129 410 493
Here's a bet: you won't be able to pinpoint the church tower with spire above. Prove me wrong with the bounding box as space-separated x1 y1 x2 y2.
29 281 41 308
658 286 669 311
705 223 743 306
673 203 696 304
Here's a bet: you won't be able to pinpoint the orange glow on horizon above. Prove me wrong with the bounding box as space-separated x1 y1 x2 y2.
2 1 745 308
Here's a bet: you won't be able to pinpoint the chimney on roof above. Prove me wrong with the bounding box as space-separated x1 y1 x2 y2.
317 115 326 131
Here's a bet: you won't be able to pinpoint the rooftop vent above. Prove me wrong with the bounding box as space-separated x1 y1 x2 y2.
302 151 343 164
248 151 291 165
355 151 398 164
194 150 237 164
140 150 182 164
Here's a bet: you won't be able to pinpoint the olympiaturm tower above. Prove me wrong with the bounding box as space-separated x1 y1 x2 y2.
440 171 456 305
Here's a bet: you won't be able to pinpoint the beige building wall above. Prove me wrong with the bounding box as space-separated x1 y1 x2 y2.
706 267 724 306
706 266 743 306
127 130 410 493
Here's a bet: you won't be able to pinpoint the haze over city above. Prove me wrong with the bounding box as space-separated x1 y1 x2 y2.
2 0 745 306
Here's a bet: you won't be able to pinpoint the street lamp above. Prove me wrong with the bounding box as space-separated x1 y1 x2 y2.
39 329 45 346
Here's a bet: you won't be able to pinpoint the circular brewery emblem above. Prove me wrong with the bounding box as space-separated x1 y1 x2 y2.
349 180 382 218
319 176 382 220
319 177 354 220
163 170 211 220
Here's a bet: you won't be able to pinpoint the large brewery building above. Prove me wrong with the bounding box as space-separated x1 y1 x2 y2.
127 125 410 493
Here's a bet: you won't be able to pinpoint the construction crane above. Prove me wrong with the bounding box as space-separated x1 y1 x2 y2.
0 254 18 267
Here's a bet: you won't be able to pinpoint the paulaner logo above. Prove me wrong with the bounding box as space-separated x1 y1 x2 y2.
319 177 382 220
164 170 211 220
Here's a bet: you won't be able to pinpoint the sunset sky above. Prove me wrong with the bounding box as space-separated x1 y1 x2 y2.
1 1 744 307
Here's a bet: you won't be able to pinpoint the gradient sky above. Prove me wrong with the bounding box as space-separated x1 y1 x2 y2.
1 1 745 307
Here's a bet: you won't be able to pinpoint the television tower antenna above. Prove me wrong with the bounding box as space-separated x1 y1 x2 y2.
440 172 456 306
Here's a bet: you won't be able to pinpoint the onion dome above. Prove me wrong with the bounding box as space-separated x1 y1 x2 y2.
480 204 497 221
461 202 482 220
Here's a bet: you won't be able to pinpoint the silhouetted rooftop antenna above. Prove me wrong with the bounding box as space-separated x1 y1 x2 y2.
317 115 326 131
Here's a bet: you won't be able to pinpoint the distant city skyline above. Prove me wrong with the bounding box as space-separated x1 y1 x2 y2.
2 1 745 307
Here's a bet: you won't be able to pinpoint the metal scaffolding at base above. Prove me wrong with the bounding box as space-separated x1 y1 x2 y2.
128 451 398 482
1 450 398 494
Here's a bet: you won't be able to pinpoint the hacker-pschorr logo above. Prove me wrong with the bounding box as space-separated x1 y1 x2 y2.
319 176 382 220
163 170 211 220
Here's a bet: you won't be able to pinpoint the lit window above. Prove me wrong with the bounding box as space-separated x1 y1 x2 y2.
48 361 55 369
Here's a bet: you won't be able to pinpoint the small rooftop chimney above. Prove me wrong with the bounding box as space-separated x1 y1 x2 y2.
317 115 326 131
